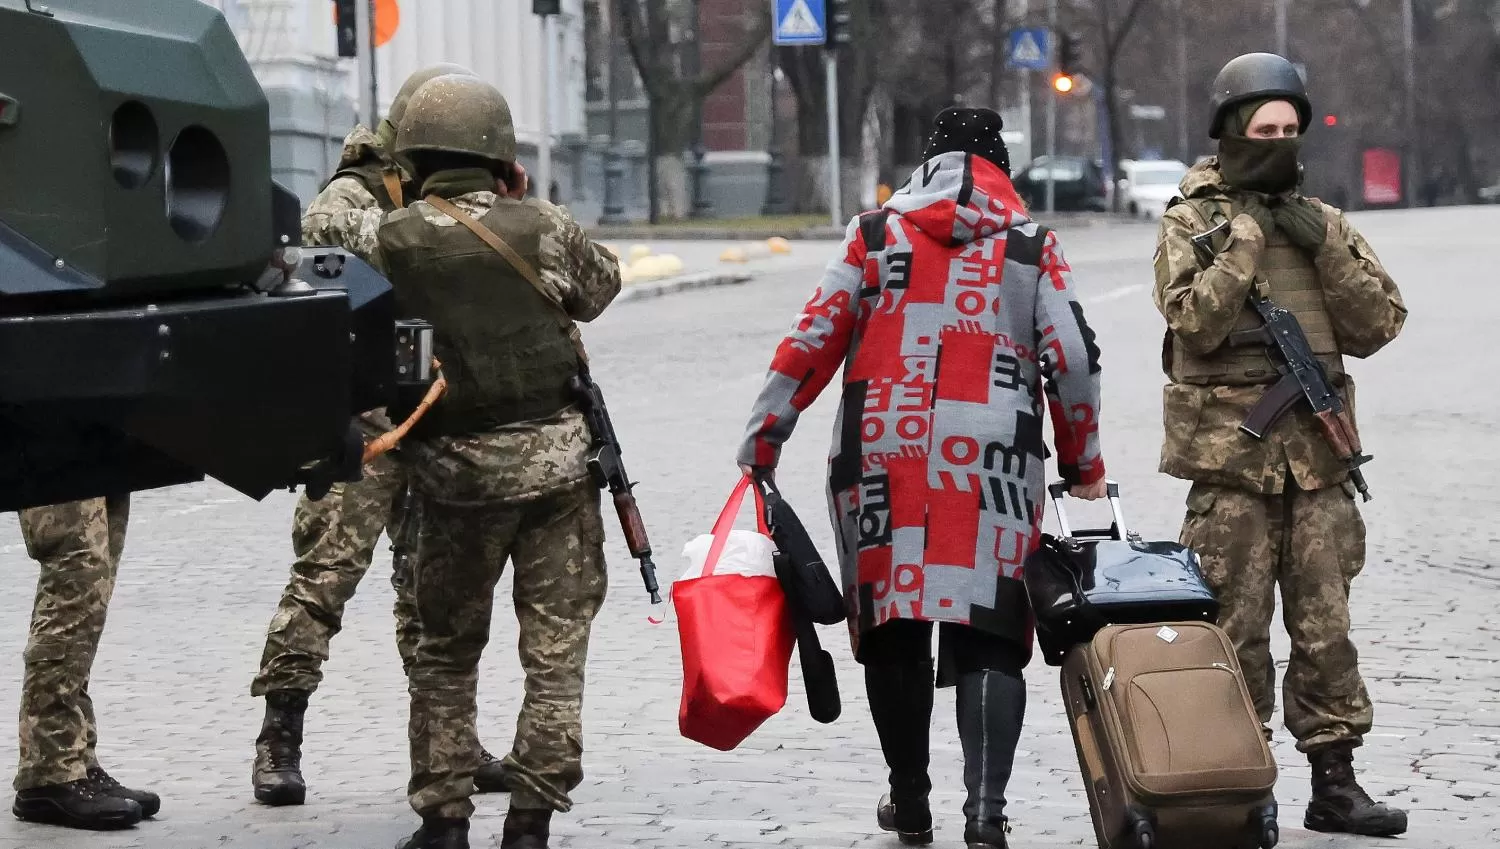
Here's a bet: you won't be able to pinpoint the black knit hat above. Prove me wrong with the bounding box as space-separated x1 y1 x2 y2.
921 107 1011 175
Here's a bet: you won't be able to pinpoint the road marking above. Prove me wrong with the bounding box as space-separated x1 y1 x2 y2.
1085 283 1147 304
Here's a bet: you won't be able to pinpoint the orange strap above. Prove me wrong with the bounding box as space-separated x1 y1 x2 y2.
382 170 405 208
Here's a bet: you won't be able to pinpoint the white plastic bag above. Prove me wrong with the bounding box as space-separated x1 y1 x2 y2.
678 528 777 582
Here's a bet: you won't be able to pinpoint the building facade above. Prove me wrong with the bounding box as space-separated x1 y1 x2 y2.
200 0 595 215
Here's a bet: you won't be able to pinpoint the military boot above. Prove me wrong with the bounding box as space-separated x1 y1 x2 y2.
1304 743 1407 837
85 766 160 818
866 658 935 845
500 807 552 849
252 688 308 806
12 777 142 830
395 816 469 849
474 747 513 794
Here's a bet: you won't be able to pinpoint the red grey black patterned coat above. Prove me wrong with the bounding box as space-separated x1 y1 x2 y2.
737 151 1106 658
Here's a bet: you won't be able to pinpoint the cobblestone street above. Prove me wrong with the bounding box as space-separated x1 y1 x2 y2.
1 207 1496 848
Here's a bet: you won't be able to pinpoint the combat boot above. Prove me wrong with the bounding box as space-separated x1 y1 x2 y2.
500 807 552 849
12 777 142 830
1304 742 1408 837
474 747 513 794
252 688 308 806
395 816 469 849
84 766 160 818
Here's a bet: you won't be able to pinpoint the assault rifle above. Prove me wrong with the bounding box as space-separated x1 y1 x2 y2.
1188 220 1374 501
568 369 662 603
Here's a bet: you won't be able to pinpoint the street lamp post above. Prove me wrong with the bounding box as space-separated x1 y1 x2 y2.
1402 0 1419 207
599 1 626 224
763 55 787 216
687 0 713 218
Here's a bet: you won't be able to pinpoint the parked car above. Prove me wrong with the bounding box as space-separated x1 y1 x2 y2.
1010 155 1108 212
1117 159 1188 219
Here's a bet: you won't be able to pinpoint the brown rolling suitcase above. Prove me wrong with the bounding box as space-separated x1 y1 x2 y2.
1060 621 1280 849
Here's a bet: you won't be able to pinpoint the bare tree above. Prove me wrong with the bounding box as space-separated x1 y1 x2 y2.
617 0 770 220
1087 0 1154 210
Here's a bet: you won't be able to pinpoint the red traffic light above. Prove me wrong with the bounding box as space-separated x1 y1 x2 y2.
1324 114 1338 126
1053 74 1074 93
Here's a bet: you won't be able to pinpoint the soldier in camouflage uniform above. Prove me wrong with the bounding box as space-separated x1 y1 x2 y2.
1153 53 1409 837
10 496 159 830
250 63 509 807
326 73 622 849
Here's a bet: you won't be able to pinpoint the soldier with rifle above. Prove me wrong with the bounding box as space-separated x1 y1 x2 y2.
248 63 513 808
325 72 641 849
1153 52 1409 837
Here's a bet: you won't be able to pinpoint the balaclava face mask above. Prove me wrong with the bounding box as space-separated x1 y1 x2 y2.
1218 98 1303 194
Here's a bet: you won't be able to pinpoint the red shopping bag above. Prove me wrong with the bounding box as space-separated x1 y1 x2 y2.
675 475 796 751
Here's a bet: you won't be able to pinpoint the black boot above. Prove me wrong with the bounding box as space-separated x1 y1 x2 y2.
957 669 1027 849
1304 743 1407 837
85 766 160 818
500 807 552 849
474 747 513 794
12 777 142 830
866 658 935 845
253 689 308 806
395 816 469 849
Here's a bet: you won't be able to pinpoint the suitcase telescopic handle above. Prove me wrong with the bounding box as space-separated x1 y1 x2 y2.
1046 479 1126 541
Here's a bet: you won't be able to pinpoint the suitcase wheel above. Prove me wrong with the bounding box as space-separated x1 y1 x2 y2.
1251 801 1280 849
1126 811 1155 849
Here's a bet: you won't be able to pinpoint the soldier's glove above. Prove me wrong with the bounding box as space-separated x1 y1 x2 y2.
1231 199 1277 244
1272 197 1328 252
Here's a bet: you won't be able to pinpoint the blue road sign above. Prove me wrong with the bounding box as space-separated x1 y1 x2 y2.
772 0 826 46
1006 27 1050 71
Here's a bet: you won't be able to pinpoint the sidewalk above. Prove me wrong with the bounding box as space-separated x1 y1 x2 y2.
607 238 838 304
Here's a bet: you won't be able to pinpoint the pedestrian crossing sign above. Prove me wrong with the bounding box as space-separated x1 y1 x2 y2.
1007 27 1051 71
773 0 826 46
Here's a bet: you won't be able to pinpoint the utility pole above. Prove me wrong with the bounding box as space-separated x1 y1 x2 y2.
540 13 556 201
356 0 378 126
826 52 842 227
1176 0 1188 160
600 0 626 224
1275 0 1288 57
1402 0 1418 206
1045 0 1057 213
1019 0 1031 171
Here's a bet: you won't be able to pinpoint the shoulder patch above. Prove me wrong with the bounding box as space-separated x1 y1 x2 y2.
858 208 892 252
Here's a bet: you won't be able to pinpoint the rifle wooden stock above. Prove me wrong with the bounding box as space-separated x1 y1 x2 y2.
1314 408 1363 460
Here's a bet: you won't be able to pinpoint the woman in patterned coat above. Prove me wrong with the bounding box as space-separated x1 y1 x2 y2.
737 107 1107 849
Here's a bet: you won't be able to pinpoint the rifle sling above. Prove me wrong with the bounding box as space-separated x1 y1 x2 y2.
383 171 405 209
423 193 589 366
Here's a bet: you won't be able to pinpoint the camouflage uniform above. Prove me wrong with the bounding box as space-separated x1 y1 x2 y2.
14 496 129 791
354 175 621 825
251 123 418 700
1153 158 1407 752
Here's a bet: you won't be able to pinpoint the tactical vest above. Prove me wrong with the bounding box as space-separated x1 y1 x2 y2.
1168 197 1345 386
377 200 579 436
328 160 405 212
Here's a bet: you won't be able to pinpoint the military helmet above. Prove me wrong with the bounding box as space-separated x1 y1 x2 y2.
394 74 517 164
388 63 475 128
1207 52 1311 139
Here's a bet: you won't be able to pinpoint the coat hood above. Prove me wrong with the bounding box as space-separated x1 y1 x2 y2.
884 151 1032 246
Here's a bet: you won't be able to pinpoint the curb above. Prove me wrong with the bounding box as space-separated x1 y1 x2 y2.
592 226 844 241
591 213 1144 240
614 271 755 304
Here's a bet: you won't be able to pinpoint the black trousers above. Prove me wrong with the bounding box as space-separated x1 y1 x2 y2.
859 619 1027 685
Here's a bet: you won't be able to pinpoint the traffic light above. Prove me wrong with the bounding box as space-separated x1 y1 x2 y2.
1058 30 1082 76
532 0 561 14
1324 114 1338 127
1052 73 1074 94
826 0 852 51
333 0 357 57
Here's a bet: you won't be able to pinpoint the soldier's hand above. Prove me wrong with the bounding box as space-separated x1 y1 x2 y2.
500 163 530 200
1070 479 1108 501
1272 197 1328 252
1231 202 1276 245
